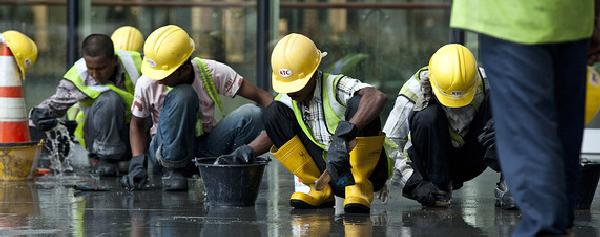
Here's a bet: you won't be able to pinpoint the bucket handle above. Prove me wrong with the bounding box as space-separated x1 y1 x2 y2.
192 156 271 166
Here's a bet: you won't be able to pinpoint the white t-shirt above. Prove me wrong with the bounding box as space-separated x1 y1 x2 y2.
132 58 243 135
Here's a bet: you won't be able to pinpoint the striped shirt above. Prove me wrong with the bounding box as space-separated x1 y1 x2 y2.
298 72 372 149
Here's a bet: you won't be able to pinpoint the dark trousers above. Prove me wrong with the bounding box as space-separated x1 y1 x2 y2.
84 91 130 161
263 95 388 197
480 34 588 236
405 96 491 193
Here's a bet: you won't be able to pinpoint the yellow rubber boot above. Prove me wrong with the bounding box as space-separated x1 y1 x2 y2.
344 135 385 213
271 136 334 208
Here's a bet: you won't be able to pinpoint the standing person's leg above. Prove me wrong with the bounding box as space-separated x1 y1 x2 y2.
480 34 569 236
85 91 130 176
553 39 588 227
263 101 333 208
149 84 198 190
195 103 263 158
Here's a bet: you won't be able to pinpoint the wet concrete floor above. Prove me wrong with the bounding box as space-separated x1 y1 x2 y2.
0 162 599 236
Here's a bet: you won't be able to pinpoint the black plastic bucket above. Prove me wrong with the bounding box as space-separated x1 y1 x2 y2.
575 163 600 210
194 157 267 206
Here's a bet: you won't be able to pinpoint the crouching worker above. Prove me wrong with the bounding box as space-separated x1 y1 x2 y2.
383 44 515 208
263 33 389 213
30 34 141 176
122 25 272 191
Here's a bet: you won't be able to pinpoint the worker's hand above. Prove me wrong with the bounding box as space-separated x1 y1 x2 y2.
326 121 359 185
478 119 499 170
30 108 58 132
120 155 147 191
478 120 495 148
213 145 255 165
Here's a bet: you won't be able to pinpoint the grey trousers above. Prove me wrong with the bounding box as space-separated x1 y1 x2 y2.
84 91 130 161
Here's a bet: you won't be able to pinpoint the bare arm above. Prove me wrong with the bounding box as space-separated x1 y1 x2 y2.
130 115 147 157
348 87 387 129
236 79 273 107
247 131 273 156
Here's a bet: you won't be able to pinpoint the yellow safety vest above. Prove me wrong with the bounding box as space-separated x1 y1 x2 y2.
63 50 141 148
191 57 224 136
276 73 394 176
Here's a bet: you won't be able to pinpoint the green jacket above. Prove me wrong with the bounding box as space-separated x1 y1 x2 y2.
451 0 594 44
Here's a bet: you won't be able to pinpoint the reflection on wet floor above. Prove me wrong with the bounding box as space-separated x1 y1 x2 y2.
0 162 598 236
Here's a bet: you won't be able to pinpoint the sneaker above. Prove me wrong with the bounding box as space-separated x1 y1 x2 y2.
495 178 517 210
162 168 188 191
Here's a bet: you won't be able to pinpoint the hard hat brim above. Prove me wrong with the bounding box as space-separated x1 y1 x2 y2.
431 78 478 108
141 59 179 80
272 71 314 94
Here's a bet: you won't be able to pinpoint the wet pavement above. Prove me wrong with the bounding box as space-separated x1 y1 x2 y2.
0 162 599 236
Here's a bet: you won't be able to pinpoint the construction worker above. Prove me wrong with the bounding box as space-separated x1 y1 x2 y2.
122 25 272 191
111 26 144 53
259 33 389 213
383 44 514 208
452 0 595 235
29 34 142 176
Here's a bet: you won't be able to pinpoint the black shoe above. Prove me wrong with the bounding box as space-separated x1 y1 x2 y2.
162 168 188 191
94 160 118 177
495 178 518 210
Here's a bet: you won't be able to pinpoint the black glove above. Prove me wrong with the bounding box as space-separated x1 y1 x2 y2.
213 145 255 165
30 108 58 132
120 155 148 191
478 119 499 171
402 171 451 206
61 120 78 140
326 121 359 184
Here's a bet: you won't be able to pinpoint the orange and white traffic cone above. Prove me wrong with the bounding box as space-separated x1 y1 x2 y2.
0 41 30 143
0 37 42 180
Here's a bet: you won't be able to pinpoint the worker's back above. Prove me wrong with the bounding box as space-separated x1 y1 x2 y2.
451 0 594 44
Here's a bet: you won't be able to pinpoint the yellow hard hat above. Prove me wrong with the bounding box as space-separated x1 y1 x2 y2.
142 25 195 80
111 26 144 52
3 30 38 78
428 44 479 108
271 33 325 94
585 66 600 125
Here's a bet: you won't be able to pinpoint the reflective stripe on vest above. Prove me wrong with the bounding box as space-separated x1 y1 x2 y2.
399 67 428 103
191 57 224 136
275 73 346 149
116 50 142 92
